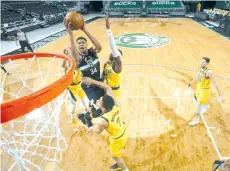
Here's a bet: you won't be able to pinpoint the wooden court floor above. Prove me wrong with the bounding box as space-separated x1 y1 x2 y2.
1 18 230 171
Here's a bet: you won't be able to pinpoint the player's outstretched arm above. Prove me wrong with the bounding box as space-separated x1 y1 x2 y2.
100 63 107 81
206 70 225 103
105 17 122 73
64 19 80 67
82 77 114 98
81 18 102 53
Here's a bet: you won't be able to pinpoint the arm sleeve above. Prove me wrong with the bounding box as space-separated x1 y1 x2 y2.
106 29 121 57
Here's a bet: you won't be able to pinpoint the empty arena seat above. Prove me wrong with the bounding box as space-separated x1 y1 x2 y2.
1 8 22 24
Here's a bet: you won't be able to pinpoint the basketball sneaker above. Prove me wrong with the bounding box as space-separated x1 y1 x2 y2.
188 116 199 126
110 163 121 170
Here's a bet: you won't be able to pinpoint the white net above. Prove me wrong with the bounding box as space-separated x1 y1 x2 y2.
0 55 70 171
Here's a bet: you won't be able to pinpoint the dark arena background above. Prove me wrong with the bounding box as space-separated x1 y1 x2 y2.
1 0 230 171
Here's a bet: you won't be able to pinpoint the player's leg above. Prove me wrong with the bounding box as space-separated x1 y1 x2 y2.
189 89 210 126
19 41 25 53
78 87 89 111
25 41 34 52
112 88 121 102
111 157 128 171
77 88 95 127
78 86 104 125
110 134 129 171
67 87 78 124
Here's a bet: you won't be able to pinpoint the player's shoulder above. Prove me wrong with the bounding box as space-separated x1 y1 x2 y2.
206 69 212 75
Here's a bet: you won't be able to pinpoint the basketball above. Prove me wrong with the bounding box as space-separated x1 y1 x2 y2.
64 12 84 30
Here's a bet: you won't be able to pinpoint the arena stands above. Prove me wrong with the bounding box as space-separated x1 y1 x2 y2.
1 1 85 40
195 8 230 34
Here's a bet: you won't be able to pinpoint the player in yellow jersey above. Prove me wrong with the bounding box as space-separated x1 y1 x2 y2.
63 23 89 124
188 57 225 126
81 77 129 171
101 16 122 99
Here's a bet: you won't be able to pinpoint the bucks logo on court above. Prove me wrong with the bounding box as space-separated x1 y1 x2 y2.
115 33 170 49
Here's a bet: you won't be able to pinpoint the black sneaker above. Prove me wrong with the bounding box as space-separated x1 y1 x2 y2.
78 114 86 125
110 163 121 170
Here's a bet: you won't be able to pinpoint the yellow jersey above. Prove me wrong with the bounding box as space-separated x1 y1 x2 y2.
104 61 121 89
197 67 211 89
100 105 126 139
72 68 82 85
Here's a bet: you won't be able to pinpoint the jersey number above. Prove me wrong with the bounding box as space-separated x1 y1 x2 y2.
90 68 97 75
116 117 125 127
116 117 121 127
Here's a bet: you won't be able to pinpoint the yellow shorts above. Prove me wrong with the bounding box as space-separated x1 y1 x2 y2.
68 83 86 100
113 88 121 99
109 131 128 158
195 88 211 105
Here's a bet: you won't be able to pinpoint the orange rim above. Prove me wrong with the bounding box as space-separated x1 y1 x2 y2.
0 53 76 123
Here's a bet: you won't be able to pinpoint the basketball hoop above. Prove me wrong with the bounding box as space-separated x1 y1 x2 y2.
0 53 75 170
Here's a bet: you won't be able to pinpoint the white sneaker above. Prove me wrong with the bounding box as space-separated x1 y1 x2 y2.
189 117 199 126
201 104 210 114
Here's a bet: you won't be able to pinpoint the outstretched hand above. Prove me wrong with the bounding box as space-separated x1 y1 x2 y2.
81 15 87 32
64 18 73 36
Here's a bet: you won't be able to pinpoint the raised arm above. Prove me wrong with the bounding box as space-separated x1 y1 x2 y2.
100 62 107 82
206 70 225 103
65 19 80 67
105 17 122 73
81 18 102 53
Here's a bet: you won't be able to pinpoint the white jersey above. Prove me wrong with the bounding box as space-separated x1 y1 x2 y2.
17 32 27 41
